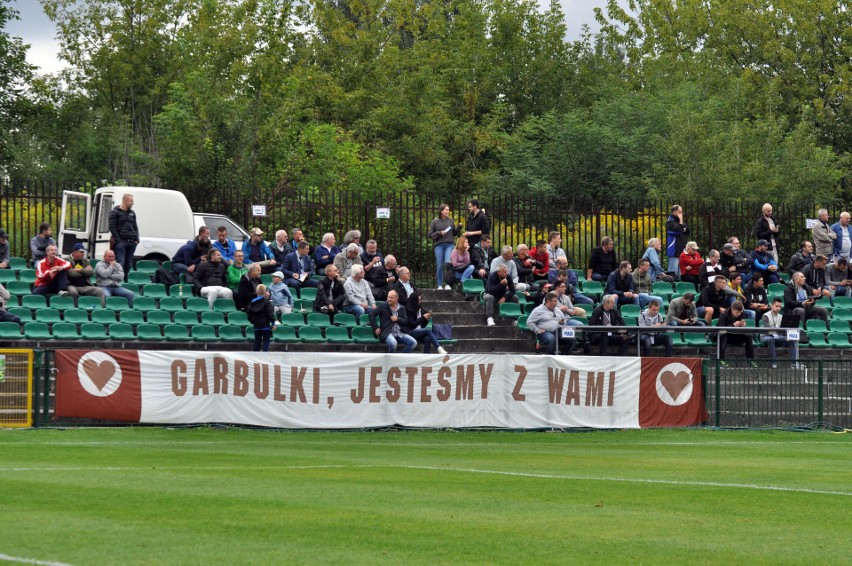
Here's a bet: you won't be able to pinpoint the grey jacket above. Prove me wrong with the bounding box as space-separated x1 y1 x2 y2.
812 220 836 258
95 261 125 288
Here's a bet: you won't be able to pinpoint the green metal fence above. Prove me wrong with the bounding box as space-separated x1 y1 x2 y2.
703 359 852 429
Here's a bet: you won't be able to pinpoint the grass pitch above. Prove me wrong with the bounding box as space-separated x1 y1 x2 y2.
0 428 850 565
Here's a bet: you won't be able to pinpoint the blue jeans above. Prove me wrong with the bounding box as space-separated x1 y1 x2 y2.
573 292 594 305
114 240 137 281
434 243 454 287
345 304 373 318
538 330 576 355
456 265 475 282
385 332 417 353
253 328 271 351
410 326 440 353
761 335 798 362
102 285 135 306
668 256 679 274
638 293 665 309
669 319 706 327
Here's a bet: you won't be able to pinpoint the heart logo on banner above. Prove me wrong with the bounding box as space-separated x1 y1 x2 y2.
660 370 690 400
82 359 116 391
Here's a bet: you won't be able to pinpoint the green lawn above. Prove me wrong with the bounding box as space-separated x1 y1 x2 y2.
0 428 850 565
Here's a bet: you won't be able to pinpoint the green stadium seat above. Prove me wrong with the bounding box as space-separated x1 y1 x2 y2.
105 296 132 311
120 310 145 326
146 310 172 326
306 313 334 328
159 297 184 313
191 324 219 342
142 283 168 299
498 302 523 318
623 316 638 326
227 311 250 328
620 304 641 318
81 323 109 341
219 326 245 342
134 260 160 274
298 287 318 301
829 319 850 333
92 309 118 324
352 326 379 344
523 303 536 315
48 294 75 310
271 326 299 342
8 257 27 270
122 283 141 296
174 311 199 326
162 261 172 270
805 320 829 333
807 333 829 348
333 313 358 328
164 324 189 341
461 280 485 295
128 271 153 285
766 283 787 298
0 270 17 284
52 322 80 340
517 315 529 332
298 326 326 343
826 332 852 348
325 326 352 343
108 323 136 341
0 321 22 339
280 313 307 328
571 269 586 282
832 308 852 321
77 296 103 310
260 274 273 286
213 298 238 314
18 269 36 284
8 307 33 322
186 298 210 313
580 281 603 297
684 332 713 346
832 296 852 310
63 308 90 324
21 295 47 310
136 323 163 341
35 308 61 324
293 299 313 312
201 311 227 327
675 282 697 294
6 281 31 296
132 297 158 313
652 281 675 298
23 322 51 340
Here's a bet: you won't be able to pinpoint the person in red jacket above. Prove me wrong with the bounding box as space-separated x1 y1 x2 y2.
34 244 72 296
528 240 551 282
679 241 704 287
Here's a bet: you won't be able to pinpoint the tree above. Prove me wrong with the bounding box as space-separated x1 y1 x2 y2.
0 1 35 170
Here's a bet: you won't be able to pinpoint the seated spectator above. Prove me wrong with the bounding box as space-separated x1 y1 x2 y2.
491 245 529 294
587 237 618 282
638 300 673 357
665 292 705 327
549 258 593 306
367 254 400 300
393 267 447 354
65 243 106 307
195 226 212 260
211 226 237 266
589 294 630 356
369 289 417 353
725 272 754 320
800 255 832 300
333 243 362 281
242 228 277 273
641 238 674 283
227 250 250 290
513 244 537 289
471 235 496 280
171 238 203 279
342 230 363 253
195 249 233 309
698 250 724 290
787 241 815 276
33 244 71 296
826 258 852 297
605 261 639 307
750 240 780 284
718 301 754 362
236 263 262 311
679 241 703 286
0 283 22 325
551 280 586 323
484 264 517 327
527 291 576 355
0 229 9 269
30 222 55 268
270 229 294 265
313 233 341 275
281 241 318 290
784 271 829 326
528 240 550 282
742 273 770 320
697 275 730 324
247 283 275 352
95 250 135 306
268 271 294 315
546 231 567 266
360 239 383 276
313 264 346 321
343 264 376 318
450 236 475 283
720 238 751 282
761 297 799 369
631 258 666 308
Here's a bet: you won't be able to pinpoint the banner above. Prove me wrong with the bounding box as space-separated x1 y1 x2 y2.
55 351 706 429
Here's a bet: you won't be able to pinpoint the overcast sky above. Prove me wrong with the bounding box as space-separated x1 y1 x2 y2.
5 0 614 75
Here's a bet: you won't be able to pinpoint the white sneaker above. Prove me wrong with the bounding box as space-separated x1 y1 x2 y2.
444 285 451 290
437 286 444 290
58 290 68 296
437 346 448 355
487 317 496 327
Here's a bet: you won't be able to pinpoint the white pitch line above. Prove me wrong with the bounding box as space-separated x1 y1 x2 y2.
0 463 848 498
0 553 73 566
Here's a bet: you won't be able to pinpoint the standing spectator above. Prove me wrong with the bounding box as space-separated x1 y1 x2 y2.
641 238 674 283
242 228 277 273
369 289 417 353
528 240 550 282
449 236 474 283
281 242 317 290
464 199 490 248
546 231 567 266
194 249 233 309
428 204 460 290
527 292 576 355
679 241 703 287
270 229 294 265
108 194 139 278
0 229 9 269
95 250 135 306
638 300 673 357
30 223 56 268
34 245 71 296
665 293 705 327
787 241 815 276
343 264 376 318
755 203 780 264
825 258 852 298
666 205 688 276
742 273 770 320
471 235 496 280
65 243 106 307
784 271 829 326
212 226 237 266
313 233 341 275
698 250 724 290
268 271 294 315
750 240 780 284
313 264 346 322
831 211 852 262
236 264 262 311
761 298 800 369
227 250 250 290
589 294 630 356
333 243 362 281
812 208 836 259
483 264 517 327
605 261 639 307
247 284 276 352
718 301 754 363
587 237 619 282
0 284 22 325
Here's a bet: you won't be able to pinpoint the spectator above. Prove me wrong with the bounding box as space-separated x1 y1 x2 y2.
313 264 346 322
587 237 618 282
471 234 496 280
665 292 705 327
725 272 754 320
784 271 829 326
761 297 800 369
638 300 673 357
0 284 22 325
698 250 724 290
0 229 9 269
95 250 135 306
718 301 754 363
641 238 674 283
450 236 475 283
787 241 815 276
697 275 730 324
194 249 233 309
464 199 490 248
428 203 461 290
484 264 517 327
270 229 294 265
606 260 639 307
393 267 447 354
679 241 703 287
211 226 237 266
268 271 294 315
247 283 276 352
242 228 277 272
236 263 262 311
30 222 56 268
513 244 537 289
551 280 586 322
549 258 593 306
33 244 71 296
108 194 139 278
281 241 318 290
343 264 376 318
65 243 106 307
825 258 852 298
742 273 770 320
171 239 203 280
831 211 852 262
755 202 780 263
750 240 780 284
720 237 751 282
313 233 341 275
195 226 212 260
800 255 833 300
527 291 576 355
360 239 383 277
631 258 666 308
491 245 528 294
812 208 836 259
227 250 250 290
546 231 567 266
368 254 400 300
666 205 688 276
342 230 363 253
369 289 417 353
589 294 630 356
528 240 550 282
333 243 362 281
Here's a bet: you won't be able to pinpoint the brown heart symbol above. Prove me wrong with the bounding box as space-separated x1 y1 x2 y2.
82 359 116 391
660 370 690 400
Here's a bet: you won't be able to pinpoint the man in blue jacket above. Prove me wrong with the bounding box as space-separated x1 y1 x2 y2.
242 228 277 273
831 211 851 262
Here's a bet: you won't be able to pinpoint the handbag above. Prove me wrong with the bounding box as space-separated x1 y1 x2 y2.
443 263 457 285
432 324 453 341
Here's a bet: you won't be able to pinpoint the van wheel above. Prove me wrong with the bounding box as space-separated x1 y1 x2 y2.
142 254 169 264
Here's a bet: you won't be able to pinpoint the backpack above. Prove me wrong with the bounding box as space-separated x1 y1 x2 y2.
153 267 179 286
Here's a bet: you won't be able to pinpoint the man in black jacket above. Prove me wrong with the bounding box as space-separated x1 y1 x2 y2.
697 275 730 324
587 237 618 282
236 263 262 311
742 273 770 320
483 264 517 327
313 264 346 322
195 249 233 308
366 254 400 301
108 193 139 280
369 289 417 353
800 255 833 300
471 235 497 280
787 241 815 276
720 239 751 282
784 271 829 325
464 199 490 248
718 301 754 362
589 294 630 356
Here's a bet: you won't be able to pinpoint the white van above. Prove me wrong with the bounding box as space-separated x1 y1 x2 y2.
59 186 249 262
